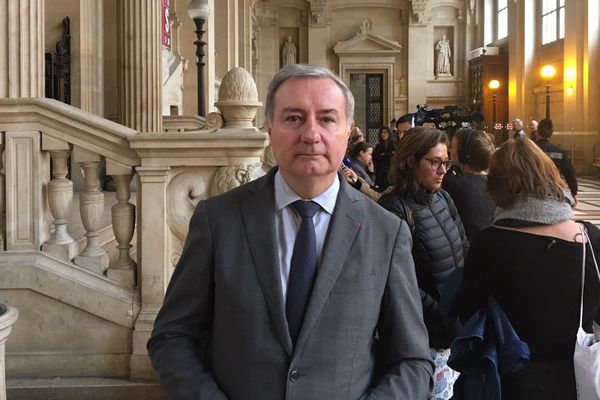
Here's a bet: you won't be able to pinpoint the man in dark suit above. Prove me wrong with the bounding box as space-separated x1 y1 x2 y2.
535 118 578 201
147 64 433 400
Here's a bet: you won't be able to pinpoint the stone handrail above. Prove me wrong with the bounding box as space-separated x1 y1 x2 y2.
0 97 140 167
0 97 139 287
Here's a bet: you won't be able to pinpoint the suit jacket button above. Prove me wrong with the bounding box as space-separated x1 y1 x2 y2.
289 369 301 382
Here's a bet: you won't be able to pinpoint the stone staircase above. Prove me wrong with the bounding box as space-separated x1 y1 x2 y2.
6 377 166 400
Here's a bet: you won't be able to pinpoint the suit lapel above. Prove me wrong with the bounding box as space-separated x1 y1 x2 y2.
241 170 294 355
294 181 364 352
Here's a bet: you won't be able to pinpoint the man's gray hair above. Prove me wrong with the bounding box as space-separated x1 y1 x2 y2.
264 64 355 126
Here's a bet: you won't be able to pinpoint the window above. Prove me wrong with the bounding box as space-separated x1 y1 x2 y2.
542 0 565 44
497 0 508 40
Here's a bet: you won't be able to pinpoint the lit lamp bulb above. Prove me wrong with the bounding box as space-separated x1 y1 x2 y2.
488 80 500 90
541 65 556 80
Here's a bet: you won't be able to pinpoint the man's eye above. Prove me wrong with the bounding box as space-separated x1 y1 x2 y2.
285 115 301 122
322 116 336 123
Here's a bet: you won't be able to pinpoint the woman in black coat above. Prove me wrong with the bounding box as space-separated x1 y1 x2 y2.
379 127 468 400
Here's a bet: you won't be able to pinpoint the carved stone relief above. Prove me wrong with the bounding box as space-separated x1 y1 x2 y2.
166 170 208 243
209 163 266 198
411 0 429 24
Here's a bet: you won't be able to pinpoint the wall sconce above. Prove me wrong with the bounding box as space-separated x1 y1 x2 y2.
566 85 574 96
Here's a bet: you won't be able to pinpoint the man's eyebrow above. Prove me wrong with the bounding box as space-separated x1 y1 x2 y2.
280 107 340 115
281 107 304 113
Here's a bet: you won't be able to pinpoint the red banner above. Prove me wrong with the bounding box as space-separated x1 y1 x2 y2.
162 0 171 48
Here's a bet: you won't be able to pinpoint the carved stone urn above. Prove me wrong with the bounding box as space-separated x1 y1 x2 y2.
215 67 263 129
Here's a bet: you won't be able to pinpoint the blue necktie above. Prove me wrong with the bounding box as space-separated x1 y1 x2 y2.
286 200 321 345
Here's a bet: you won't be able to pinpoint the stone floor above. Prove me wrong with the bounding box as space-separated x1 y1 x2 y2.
572 177 600 227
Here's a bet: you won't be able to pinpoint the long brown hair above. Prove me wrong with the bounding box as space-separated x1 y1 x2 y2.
388 126 449 195
487 138 567 208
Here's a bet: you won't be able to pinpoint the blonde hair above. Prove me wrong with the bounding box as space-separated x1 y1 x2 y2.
487 138 567 208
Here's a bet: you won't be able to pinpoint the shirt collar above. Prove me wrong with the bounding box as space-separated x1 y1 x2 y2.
274 171 339 215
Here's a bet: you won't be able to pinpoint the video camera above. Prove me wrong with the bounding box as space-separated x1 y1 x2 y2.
411 104 484 131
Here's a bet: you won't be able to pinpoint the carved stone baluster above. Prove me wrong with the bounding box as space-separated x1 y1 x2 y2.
74 158 109 274
106 162 136 287
41 150 77 261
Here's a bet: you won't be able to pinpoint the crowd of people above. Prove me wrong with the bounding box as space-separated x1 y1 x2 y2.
148 64 600 400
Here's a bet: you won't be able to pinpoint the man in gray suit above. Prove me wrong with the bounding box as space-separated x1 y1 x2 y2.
148 64 433 399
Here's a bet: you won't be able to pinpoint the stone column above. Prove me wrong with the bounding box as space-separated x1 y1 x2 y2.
117 0 162 132
507 0 535 122
587 0 600 132
563 0 588 131
407 22 429 111
80 0 104 115
131 166 170 379
0 134 4 250
306 0 330 66
0 305 18 400
0 0 44 98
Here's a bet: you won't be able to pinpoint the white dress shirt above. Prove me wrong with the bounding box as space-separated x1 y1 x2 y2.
274 171 339 301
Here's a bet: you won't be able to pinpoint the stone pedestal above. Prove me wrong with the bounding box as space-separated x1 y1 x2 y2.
0 305 19 400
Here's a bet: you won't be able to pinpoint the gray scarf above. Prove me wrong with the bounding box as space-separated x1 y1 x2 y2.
493 194 575 225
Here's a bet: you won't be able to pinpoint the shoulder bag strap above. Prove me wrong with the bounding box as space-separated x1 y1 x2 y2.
579 223 587 330
579 223 600 329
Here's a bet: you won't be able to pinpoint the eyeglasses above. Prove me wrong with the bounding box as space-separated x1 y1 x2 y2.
421 157 452 171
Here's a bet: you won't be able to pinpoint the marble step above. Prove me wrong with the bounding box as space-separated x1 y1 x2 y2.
6 377 167 400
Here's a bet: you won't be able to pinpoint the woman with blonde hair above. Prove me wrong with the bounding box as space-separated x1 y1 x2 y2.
459 138 600 399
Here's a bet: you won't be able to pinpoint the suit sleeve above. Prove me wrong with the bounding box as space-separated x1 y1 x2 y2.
560 150 578 196
147 201 228 400
359 220 434 399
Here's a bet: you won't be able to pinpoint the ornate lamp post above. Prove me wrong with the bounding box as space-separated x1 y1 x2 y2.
488 79 500 128
188 0 211 117
541 64 556 119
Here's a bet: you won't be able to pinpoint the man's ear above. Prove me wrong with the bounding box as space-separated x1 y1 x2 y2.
266 120 272 137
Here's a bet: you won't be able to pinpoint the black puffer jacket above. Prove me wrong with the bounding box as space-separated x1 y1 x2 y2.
379 189 468 348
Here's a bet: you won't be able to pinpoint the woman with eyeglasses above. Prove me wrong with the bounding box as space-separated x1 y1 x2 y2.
379 126 468 400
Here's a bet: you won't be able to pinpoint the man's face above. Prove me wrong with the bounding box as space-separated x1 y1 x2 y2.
268 77 351 186
396 122 412 140
513 121 523 131
529 120 538 132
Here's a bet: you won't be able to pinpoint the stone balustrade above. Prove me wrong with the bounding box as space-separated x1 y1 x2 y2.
0 305 18 400
0 66 269 379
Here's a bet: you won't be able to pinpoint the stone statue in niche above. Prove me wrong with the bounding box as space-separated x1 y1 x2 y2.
435 34 452 77
282 36 297 66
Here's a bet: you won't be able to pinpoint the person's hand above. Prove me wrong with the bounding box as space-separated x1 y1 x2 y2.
340 164 357 184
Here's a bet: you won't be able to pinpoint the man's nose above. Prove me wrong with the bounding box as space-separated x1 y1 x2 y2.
300 117 322 143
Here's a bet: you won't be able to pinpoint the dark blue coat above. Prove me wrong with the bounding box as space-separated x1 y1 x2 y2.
448 296 531 400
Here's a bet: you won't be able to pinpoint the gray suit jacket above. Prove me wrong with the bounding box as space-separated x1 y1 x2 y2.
148 168 433 400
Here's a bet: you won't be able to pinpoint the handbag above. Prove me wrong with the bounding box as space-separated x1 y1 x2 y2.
574 224 600 400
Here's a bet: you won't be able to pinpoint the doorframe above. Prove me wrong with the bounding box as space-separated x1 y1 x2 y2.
340 62 394 127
